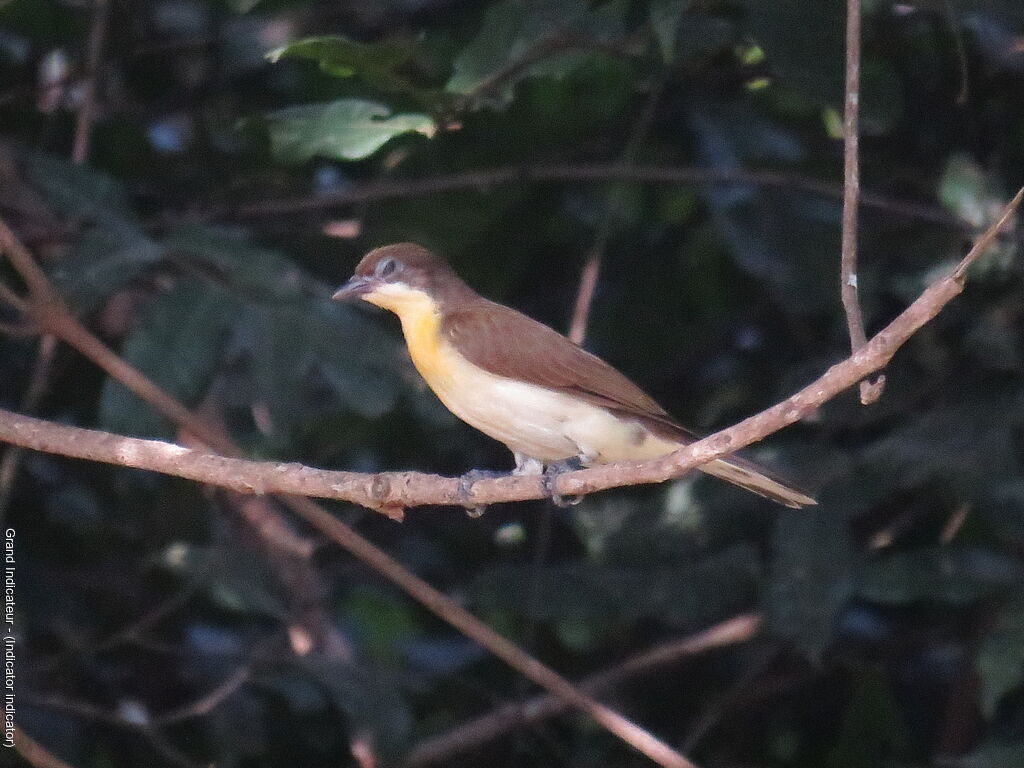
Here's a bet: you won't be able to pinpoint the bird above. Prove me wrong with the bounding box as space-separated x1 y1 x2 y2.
332 243 815 508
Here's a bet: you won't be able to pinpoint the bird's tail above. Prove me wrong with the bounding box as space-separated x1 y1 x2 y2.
700 455 816 508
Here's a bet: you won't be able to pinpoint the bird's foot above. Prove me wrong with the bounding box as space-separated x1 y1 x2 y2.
543 459 584 508
458 469 501 517
512 453 545 476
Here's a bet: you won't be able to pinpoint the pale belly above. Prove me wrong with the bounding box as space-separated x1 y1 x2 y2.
410 331 680 464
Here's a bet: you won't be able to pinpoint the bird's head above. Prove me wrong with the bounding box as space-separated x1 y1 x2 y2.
332 243 472 315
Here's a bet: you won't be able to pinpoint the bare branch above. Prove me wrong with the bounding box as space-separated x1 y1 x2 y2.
71 0 111 165
0 218 696 768
0 278 29 313
222 164 981 234
569 250 602 344
13 727 79 768
404 614 760 767
2 189 1018 511
840 0 885 405
569 29 676 345
0 333 57 523
153 666 251 726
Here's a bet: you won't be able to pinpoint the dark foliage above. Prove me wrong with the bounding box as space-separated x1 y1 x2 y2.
1 0 1023 766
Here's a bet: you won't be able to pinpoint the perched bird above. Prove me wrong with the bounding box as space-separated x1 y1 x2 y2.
333 243 815 508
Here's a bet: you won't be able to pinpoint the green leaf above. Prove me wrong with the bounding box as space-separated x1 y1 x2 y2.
99 282 237 438
269 35 409 78
446 0 627 106
19 148 135 219
766 508 853 660
649 0 685 62
238 301 402 433
17 149 163 312
163 224 323 302
856 548 1024 605
978 602 1024 717
470 544 761 636
267 35 445 109
829 668 908 768
290 656 412 756
151 226 404 437
264 99 435 163
940 153 992 228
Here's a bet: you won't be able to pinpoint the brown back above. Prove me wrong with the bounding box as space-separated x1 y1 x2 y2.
441 299 694 443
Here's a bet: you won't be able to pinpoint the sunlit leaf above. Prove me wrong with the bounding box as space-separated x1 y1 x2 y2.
264 99 435 163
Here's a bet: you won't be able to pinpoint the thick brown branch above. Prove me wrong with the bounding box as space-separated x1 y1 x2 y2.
0 222 695 767
2 190 1018 510
404 614 760 767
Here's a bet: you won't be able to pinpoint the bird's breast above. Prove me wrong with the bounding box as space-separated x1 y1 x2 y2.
391 300 678 464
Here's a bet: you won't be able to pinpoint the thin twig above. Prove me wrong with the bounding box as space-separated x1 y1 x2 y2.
0 278 29 313
71 0 111 165
840 0 885 405
25 665 250 730
569 37 674 345
941 0 970 106
465 36 637 106
0 189 1019 510
404 614 760 766
0 216 696 768
153 666 251 725
0 333 57 523
568 253 602 344
221 164 976 234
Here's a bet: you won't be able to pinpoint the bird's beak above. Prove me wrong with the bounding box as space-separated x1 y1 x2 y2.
332 276 374 302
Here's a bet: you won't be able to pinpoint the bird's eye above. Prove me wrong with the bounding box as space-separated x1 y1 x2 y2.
376 258 399 278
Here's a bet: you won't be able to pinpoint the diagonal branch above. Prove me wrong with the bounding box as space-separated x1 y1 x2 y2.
13 727 79 768
0 221 695 768
0 189 1018 510
0 187 1018 768
404 614 760 766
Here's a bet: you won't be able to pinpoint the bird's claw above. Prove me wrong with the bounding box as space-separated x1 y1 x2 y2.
543 460 583 508
458 469 500 517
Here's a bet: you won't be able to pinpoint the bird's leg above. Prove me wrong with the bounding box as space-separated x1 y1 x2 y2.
543 458 584 508
458 468 503 517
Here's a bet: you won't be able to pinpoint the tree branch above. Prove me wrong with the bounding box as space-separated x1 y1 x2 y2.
71 0 110 165
13 727 79 768
0 220 696 768
0 332 57 524
404 614 760 767
221 163 982 234
840 0 885 405
2 189 1018 511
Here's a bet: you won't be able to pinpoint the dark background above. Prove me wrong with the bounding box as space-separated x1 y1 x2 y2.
1 0 1023 766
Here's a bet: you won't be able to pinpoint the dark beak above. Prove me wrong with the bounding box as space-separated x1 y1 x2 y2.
331 276 373 302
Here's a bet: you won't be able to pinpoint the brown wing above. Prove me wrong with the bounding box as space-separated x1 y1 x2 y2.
443 300 816 508
442 300 692 441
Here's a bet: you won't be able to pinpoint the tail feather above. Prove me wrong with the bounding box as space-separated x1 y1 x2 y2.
700 456 816 509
